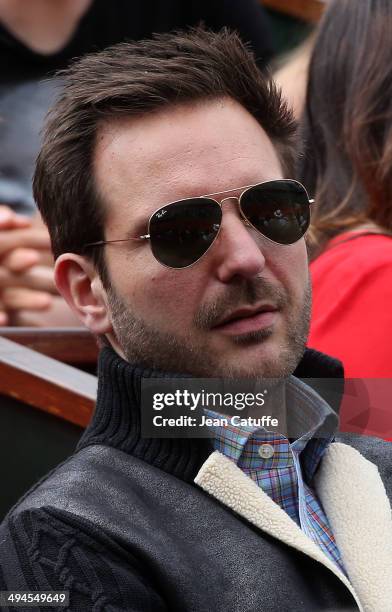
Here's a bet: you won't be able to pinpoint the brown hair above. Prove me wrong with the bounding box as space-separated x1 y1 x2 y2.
298 0 392 257
34 28 297 282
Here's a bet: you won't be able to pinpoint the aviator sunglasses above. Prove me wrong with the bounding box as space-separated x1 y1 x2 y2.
85 179 313 269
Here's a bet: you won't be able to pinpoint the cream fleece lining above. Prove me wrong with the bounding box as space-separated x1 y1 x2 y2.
195 443 392 611
315 442 392 611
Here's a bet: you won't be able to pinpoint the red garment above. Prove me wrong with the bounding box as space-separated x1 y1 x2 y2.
309 231 392 378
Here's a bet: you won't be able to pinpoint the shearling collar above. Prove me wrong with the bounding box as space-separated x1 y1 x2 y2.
195 443 392 612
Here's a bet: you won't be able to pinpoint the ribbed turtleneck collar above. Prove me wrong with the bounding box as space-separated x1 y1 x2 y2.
76 347 214 483
76 346 343 484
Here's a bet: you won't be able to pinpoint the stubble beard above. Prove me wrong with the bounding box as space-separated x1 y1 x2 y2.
106 276 311 379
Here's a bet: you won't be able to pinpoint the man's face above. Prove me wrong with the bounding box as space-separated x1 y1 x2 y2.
93 98 310 378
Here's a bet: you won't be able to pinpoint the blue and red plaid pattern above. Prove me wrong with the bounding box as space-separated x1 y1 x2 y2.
206 411 346 574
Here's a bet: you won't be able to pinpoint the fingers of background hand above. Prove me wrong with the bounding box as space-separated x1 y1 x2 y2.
0 227 51 258
0 205 32 230
9 296 80 327
23 265 57 293
0 265 57 293
33 248 54 267
1 248 41 272
1 287 53 311
2 247 54 271
0 304 8 325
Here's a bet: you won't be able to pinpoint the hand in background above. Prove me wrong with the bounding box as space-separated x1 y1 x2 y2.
0 205 79 326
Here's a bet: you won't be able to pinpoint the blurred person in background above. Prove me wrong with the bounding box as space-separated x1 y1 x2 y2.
298 0 392 378
0 0 274 326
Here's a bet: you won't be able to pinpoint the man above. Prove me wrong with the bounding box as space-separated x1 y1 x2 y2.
0 29 391 611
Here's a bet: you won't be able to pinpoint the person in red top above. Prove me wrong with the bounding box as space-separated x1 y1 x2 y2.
298 0 392 380
309 231 392 378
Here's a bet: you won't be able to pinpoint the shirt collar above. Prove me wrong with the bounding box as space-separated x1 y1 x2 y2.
207 375 338 481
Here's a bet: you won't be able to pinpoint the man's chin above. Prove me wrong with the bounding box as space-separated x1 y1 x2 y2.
209 333 303 379
229 326 274 346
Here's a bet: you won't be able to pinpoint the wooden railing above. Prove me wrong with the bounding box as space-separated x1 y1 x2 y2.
0 327 98 365
0 330 97 427
262 0 325 23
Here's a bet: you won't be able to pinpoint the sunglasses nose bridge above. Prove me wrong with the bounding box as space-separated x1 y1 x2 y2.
219 195 241 219
219 195 240 207
219 194 252 228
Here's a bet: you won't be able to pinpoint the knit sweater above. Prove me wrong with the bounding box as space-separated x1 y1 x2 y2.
0 348 391 612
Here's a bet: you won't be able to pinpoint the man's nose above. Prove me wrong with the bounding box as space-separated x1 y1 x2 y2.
212 202 266 283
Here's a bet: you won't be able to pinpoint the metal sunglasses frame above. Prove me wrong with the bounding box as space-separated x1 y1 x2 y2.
84 178 314 269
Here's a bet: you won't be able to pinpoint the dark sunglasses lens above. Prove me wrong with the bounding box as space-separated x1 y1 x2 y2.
240 181 310 244
149 199 221 268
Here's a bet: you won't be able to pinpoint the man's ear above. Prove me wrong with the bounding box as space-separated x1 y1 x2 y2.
54 254 112 334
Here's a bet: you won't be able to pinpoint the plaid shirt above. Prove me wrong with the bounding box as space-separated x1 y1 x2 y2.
206 385 346 575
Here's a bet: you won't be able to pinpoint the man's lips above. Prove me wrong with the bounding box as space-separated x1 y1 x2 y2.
212 305 279 335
